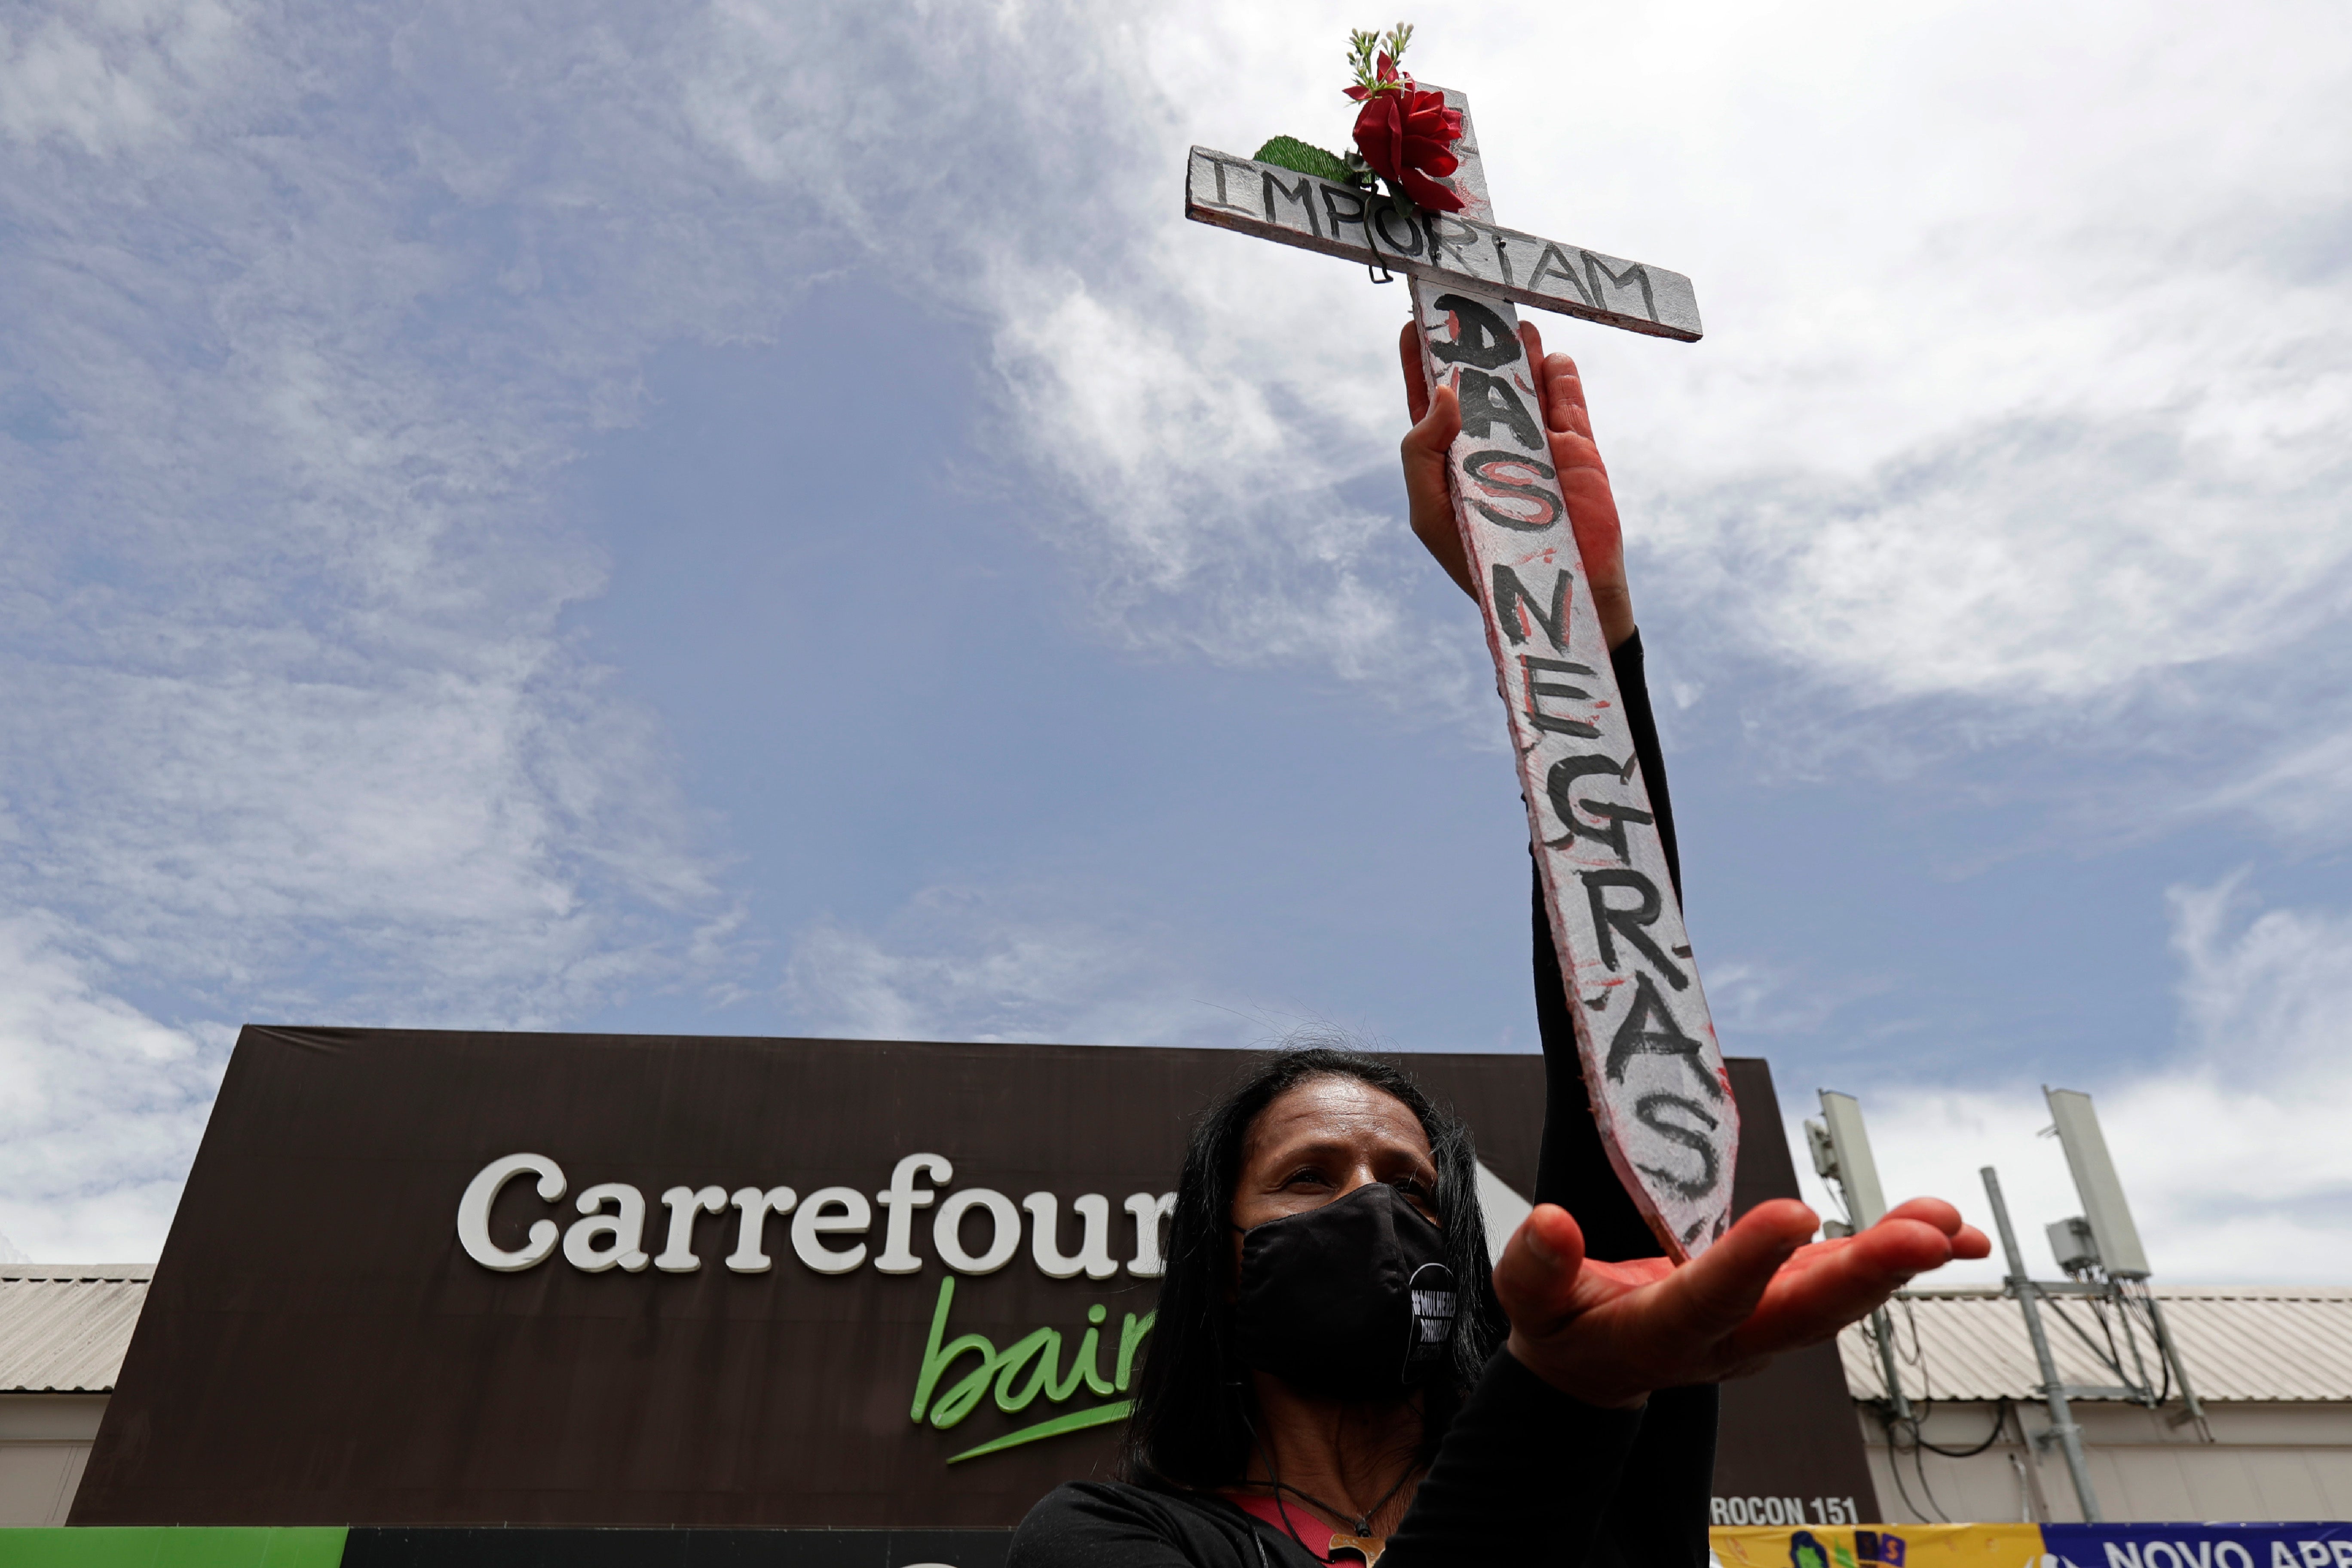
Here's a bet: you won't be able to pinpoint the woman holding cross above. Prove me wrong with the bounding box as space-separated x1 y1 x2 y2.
1008 326 1990 1568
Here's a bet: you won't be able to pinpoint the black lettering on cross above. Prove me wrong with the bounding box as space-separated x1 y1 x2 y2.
1370 202 1424 257
1321 184 1369 243
1605 972 1721 1100
1456 369 1542 449
1546 755 1652 861
1261 170 1320 236
1428 293 1519 368
1525 242 1596 307
1634 1092 1722 1201
1492 564 1570 649
1424 215 1482 272
1520 657 1600 738
1197 154 1258 215
1583 254 1658 322
1579 869 1689 989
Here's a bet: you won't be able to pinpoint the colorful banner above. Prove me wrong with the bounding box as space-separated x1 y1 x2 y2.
2044 1525 2352 1568
1713 1523 2352 1568
1714 1523 2048 1568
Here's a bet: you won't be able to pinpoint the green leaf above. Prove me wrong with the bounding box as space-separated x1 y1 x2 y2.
1252 136 1355 184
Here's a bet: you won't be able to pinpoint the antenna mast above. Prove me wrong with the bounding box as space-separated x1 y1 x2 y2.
1807 1091 1909 1424
2040 1087 2211 1439
1983 1164 2103 1520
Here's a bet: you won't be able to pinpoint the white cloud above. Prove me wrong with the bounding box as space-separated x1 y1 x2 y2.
655 0 2352 845
1705 956 1893 1041
0 917 217 1261
0 0 248 157
671 1 1489 713
784 883 1250 1050
0 1 799 1004
1791 875 2352 1285
0 1 830 1250
1435 3 2352 702
2194 716 2352 848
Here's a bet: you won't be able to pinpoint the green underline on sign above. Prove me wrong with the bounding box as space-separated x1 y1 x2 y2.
946 1399 1133 1464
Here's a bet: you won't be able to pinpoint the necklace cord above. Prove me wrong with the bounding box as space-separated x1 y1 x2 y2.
1237 1403 1417 1549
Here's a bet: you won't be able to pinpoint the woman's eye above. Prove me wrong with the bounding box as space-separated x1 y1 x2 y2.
1283 1167 1332 1189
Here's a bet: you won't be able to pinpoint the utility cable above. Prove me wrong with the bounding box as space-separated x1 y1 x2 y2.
2043 1296 2130 1384
1911 1430 1953 1525
1911 1396 2013 1459
1875 1404 1938 1525
2122 1284 2174 1405
1896 1295 1931 1369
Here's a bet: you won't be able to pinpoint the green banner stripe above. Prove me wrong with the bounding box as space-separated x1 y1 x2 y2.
946 1399 1132 1464
0 1528 348 1568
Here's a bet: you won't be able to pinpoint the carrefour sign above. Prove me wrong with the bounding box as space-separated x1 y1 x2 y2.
74 1024 1847 1528
455 1152 1173 1281
455 1149 1173 1461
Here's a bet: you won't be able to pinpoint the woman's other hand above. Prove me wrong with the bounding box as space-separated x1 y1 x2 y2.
1490 1197 1992 1409
1397 318 1636 650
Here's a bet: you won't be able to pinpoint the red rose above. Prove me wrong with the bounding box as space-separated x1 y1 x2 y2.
1344 54 1464 212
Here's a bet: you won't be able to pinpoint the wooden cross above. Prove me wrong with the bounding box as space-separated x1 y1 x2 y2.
1185 91 1735 1258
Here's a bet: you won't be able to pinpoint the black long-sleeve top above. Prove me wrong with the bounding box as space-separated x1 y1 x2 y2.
1009 633 1715 1568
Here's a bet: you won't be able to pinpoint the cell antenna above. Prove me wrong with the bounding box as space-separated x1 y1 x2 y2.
1806 1089 1887 1230
2043 1087 2150 1279
2021 1087 2209 1441
1807 1090 1909 1424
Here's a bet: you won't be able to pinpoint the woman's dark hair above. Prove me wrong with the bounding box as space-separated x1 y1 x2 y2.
1122 1040 1510 1491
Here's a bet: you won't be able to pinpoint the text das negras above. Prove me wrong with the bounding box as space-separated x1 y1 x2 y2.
1424 288 1724 1215
457 1150 1175 1281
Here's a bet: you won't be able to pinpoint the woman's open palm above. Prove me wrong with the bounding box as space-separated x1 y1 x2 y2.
1491 1197 1991 1409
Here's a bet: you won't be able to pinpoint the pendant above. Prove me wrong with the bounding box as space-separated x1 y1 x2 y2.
1329 1531 1386 1566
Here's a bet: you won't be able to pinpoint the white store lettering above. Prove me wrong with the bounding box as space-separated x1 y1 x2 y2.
455 1151 1176 1283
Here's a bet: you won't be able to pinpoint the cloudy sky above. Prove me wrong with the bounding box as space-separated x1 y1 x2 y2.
2 0 2346 1284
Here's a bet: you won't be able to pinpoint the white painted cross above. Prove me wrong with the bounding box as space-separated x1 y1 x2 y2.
1186 93 1735 1259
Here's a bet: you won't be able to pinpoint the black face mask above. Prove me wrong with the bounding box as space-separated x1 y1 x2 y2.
1232 1181 1458 1401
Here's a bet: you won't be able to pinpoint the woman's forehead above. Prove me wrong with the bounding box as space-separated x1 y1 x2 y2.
1245 1075 1433 1160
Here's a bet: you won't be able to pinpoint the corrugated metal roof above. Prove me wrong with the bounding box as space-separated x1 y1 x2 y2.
0 1266 152 1393
1839 1286 2352 1405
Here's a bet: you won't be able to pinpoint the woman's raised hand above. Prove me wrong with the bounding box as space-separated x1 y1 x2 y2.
1489 1197 1991 1409
1405 307 1970 1402
1397 318 1637 650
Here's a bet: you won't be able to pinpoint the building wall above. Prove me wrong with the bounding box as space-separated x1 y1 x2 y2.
1857 1400 2352 1525
0 1395 106 1526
